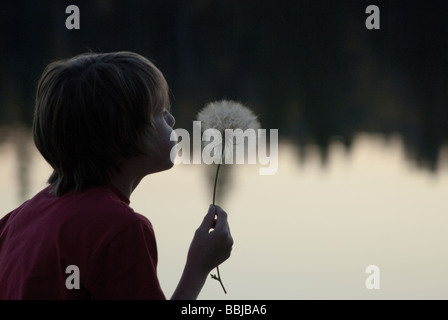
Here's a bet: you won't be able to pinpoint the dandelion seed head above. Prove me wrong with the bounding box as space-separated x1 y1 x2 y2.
197 100 261 162
197 100 260 133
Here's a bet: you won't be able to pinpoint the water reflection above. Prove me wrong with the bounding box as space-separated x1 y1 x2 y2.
1 128 447 210
205 162 234 206
0 126 32 205
1 0 448 299
1 1 448 173
1 131 447 299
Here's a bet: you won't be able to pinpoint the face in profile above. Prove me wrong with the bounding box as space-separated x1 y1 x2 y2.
138 108 176 175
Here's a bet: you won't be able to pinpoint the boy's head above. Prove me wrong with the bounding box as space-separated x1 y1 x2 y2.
33 51 174 196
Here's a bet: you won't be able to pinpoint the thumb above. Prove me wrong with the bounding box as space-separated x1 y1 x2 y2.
199 205 216 232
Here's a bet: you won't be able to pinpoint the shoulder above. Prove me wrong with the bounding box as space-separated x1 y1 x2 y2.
21 185 154 251
54 185 156 268
65 185 152 236
0 184 155 250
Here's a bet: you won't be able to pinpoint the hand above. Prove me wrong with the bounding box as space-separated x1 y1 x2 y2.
187 205 233 274
171 205 233 299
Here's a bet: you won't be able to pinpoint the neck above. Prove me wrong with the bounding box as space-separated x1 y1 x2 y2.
108 164 143 200
108 178 138 200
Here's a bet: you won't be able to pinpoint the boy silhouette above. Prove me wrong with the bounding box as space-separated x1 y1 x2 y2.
0 51 233 299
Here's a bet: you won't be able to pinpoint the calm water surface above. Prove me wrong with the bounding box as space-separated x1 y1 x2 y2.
1 129 447 299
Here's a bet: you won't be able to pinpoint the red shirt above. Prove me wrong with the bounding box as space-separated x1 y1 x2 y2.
0 184 166 299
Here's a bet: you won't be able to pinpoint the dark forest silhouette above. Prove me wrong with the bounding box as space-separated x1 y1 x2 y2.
1 0 447 172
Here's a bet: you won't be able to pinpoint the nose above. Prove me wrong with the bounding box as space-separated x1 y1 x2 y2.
165 111 175 128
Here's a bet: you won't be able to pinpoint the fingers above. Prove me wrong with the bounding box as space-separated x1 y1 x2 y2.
198 205 216 232
198 205 228 233
212 205 233 251
212 205 229 233
191 205 233 270
213 206 233 261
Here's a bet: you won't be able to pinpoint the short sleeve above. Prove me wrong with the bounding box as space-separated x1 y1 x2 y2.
87 219 166 299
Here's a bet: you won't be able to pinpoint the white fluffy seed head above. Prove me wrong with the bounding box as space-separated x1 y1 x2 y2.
197 100 261 162
197 100 260 133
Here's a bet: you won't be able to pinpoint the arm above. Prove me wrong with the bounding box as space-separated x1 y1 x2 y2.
171 205 233 300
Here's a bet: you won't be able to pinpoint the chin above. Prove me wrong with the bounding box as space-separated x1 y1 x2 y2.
146 157 175 175
161 159 175 171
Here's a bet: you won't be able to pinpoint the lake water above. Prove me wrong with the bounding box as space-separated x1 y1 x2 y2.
1 128 447 299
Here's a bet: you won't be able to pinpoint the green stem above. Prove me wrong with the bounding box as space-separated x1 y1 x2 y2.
211 144 227 294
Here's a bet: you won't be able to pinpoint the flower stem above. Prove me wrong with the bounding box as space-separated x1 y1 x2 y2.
211 144 227 294
212 162 221 207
